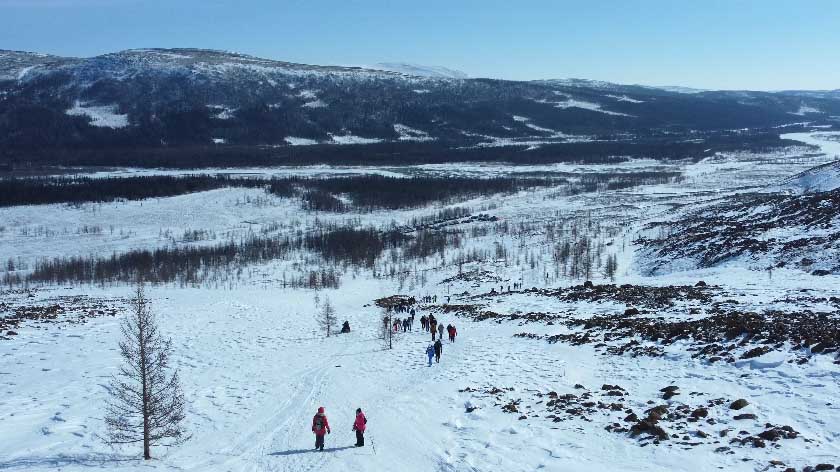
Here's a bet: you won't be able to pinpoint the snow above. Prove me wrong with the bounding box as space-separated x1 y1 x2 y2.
369 62 468 79
209 105 236 120
790 104 822 116
3 146 840 471
328 133 383 145
16 65 36 80
393 124 434 142
534 94 634 117
285 137 320 146
302 99 327 109
65 101 129 128
606 94 645 103
212 138 226 144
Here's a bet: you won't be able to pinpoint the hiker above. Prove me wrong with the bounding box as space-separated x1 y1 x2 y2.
402 318 409 332
352 408 367 447
437 323 444 341
426 344 435 366
430 319 437 341
312 406 331 451
420 315 428 331
434 339 443 363
341 320 351 333
447 324 456 342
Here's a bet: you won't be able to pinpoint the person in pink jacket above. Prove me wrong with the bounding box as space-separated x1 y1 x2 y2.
312 406 331 451
352 408 367 447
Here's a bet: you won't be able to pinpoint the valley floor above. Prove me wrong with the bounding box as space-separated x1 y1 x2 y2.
1 132 839 471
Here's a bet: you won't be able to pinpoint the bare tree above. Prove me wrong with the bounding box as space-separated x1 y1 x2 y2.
317 296 338 337
604 254 618 282
104 283 188 460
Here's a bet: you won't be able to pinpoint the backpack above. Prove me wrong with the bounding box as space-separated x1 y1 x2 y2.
314 416 324 430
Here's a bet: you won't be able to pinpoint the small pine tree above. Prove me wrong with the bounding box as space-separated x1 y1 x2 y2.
317 296 338 337
104 283 188 459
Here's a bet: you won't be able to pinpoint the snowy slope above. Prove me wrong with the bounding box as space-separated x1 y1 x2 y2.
369 62 468 79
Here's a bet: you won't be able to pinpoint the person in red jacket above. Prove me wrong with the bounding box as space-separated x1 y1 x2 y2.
352 408 367 447
312 406 331 451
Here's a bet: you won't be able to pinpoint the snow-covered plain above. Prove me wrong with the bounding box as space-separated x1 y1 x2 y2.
2 132 840 471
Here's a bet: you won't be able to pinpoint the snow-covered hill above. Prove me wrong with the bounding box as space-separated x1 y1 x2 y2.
369 62 468 79
1 48 839 162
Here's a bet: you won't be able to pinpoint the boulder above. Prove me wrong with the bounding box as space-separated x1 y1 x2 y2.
730 399 749 410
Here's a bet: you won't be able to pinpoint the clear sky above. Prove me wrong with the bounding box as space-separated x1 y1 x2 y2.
2 0 839 90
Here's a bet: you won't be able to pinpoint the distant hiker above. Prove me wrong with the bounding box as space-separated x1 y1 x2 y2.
410 308 416 317
393 320 400 333
437 323 444 341
312 406 331 451
402 318 409 332
341 321 351 333
420 315 428 331
434 339 443 363
426 345 435 366
447 324 457 342
430 319 437 341
352 408 367 447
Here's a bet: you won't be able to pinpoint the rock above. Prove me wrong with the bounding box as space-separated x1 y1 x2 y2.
660 385 680 393
624 307 640 316
663 390 679 400
815 465 835 471
812 269 831 276
696 281 707 287
624 412 639 422
645 405 669 422
583 281 594 289
574 384 585 389
730 399 749 410
691 407 709 418
630 420 669 441
696 430 709 438
741 346 771 359
758 429 781 441
734 413 758 420
518 415 527 420
6 330 17 336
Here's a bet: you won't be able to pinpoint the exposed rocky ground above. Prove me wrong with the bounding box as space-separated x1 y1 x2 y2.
637 188 840 276
436 282 840 364
0 289 126 340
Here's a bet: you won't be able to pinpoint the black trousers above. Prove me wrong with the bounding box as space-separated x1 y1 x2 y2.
315 434 325 450
355 429 365 446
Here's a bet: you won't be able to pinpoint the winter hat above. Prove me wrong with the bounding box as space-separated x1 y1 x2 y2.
356 408 362 414
318 406 325 414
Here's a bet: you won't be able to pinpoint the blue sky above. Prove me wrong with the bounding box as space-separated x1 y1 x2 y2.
2 0 839 90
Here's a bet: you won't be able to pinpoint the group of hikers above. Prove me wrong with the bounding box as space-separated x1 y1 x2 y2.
310 295 465 451
419 313 458 366
311 406 367 451
489 282 523 294
384 307 460 367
